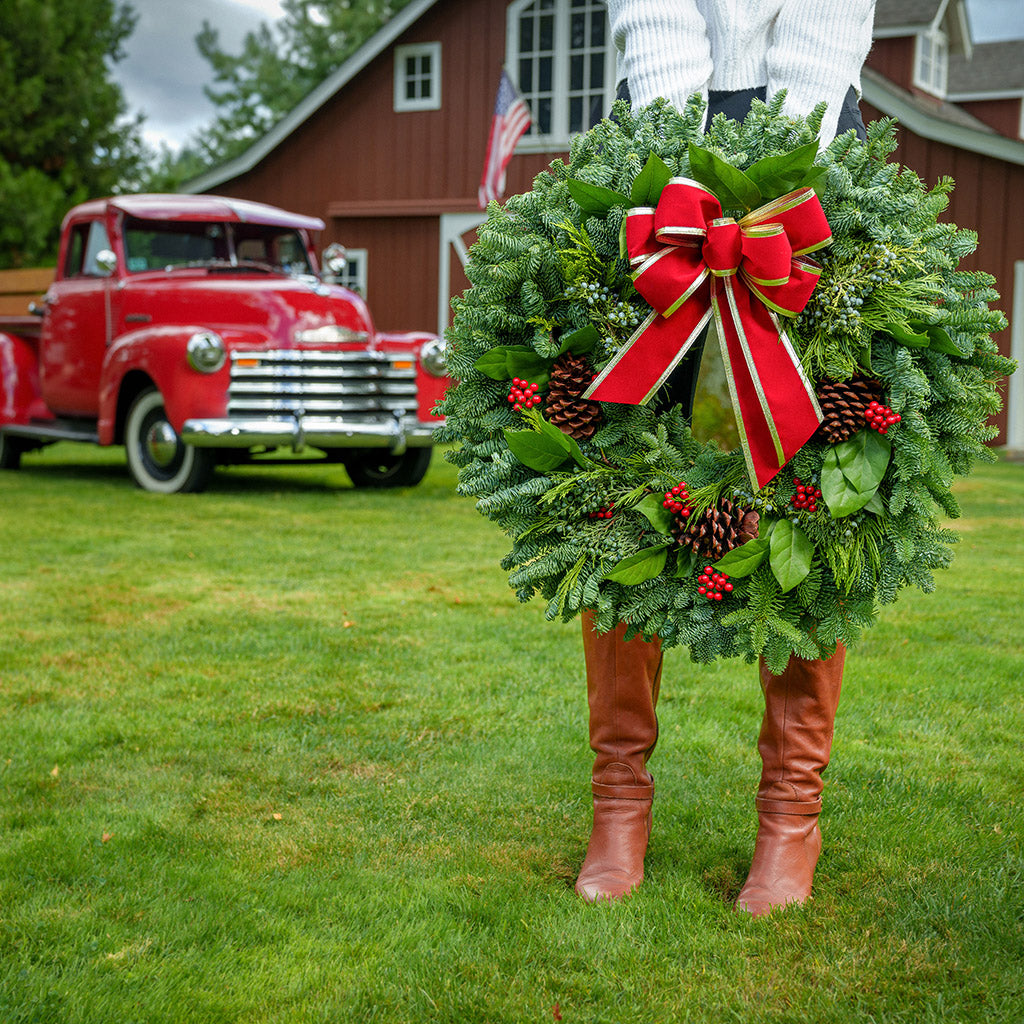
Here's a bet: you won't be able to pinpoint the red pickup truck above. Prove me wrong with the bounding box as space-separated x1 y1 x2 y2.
0 194 447 492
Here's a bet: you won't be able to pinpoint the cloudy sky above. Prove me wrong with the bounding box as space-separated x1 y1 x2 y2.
116 0 1024 152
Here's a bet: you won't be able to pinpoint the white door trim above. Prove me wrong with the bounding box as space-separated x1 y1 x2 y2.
1008 260 1024 450
438 213 486 336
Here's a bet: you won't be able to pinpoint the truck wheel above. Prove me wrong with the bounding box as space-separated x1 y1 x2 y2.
125 388 215 494
343 447 432 488
0 433 23 470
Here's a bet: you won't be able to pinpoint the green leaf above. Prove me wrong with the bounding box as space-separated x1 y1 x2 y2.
505 348 552 384
674 548 697 577
605 545 668 585
536 416 590 467
567 178 632 216
923 324 961 356
630 152 673 207
769 520 813 593
821 431 891 517
836 429 891 491
744 141 819 199
688 143 762 211
635 493 674 533
882 321 930 347
505 429 570 472
473 350 512 380
864 491 886 516
713 536 770 578
557 324 600 357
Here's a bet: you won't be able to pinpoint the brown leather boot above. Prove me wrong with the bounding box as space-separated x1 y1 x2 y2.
574 611 663 902
735 644 845 916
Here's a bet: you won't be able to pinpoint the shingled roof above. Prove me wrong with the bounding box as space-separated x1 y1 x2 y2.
948 40 1024 97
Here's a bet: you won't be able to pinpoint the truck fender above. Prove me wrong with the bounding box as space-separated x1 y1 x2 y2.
376 330 448 422
98 326 244 445
0 331 53 426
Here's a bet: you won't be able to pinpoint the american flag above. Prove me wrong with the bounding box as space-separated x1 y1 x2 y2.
478 70 532 209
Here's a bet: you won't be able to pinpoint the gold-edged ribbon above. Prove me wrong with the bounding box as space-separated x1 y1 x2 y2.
582 178 831 488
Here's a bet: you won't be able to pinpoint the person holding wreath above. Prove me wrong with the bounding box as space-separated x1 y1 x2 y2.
574 0 877 914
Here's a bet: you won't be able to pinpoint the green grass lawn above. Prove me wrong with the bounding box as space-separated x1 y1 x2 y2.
2 444 1022 1023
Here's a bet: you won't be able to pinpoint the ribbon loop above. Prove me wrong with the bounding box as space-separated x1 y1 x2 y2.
583 181 831 488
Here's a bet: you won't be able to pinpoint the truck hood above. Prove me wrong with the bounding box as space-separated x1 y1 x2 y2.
118 274 375 349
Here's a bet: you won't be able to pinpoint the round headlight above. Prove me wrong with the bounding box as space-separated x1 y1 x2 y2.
420 337 447 377
186 331 227 373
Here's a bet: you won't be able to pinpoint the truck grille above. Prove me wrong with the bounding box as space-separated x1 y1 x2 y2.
227 349 417 422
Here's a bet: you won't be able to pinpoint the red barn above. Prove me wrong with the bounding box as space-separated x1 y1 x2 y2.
186 0 1024 446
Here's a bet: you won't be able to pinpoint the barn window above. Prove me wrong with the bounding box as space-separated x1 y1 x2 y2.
914 30 948 97
506 0 615 147
328 248 368 296
394 42 442 111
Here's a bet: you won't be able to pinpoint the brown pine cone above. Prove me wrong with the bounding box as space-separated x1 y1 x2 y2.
815 375 885 444
677 497 760 562
545 352 603 441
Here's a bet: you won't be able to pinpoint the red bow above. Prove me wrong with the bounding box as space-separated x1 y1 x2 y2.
583 179 831 488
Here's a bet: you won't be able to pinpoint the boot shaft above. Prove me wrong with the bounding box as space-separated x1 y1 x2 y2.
755 644 845 814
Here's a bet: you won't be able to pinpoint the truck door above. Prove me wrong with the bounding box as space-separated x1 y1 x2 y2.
38 218 113 417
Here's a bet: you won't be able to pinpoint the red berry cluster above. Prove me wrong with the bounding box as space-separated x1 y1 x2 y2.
697 566 732 601
791 477 822 513
864 400 901 434
589 502 615 520
662 481 693 517
508 378 542 411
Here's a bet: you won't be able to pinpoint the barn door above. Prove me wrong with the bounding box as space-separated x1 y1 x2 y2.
438 213 485 336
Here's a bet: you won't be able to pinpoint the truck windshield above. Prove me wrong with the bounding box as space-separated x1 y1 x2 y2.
122 218 313 276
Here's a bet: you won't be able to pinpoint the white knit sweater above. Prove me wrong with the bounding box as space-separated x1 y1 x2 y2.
607 0 876 142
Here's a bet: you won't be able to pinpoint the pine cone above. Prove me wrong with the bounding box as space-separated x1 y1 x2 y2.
676 498 760 562
545 352 603 441
815 376 884 444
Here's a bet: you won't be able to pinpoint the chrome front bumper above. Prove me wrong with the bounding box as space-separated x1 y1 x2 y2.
180 414 438 454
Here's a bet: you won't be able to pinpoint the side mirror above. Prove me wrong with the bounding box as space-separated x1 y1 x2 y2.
321 242 348 277
94 249 118 276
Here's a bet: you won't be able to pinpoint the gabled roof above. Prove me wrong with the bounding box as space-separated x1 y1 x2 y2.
873 0 972 55
185 0 443 195
948 40 1024 99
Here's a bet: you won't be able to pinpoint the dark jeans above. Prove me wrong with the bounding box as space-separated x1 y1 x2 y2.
613 82 866 416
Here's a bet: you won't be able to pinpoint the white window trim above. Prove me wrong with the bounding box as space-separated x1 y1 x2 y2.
505 0 616 152
394 42 442 112
1009 261 1024 450
913 30 948 98
331 247 368 296
1019 99 1024 141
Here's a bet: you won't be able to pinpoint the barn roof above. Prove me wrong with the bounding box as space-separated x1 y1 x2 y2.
185 0 443 196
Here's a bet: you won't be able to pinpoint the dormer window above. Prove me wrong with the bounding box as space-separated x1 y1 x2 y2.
506 0 616 148
914 30 948 97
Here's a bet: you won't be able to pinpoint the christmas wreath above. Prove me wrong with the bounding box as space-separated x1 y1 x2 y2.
438 96 1014 672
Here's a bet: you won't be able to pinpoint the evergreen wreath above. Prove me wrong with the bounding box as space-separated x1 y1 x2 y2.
438 95 1015 672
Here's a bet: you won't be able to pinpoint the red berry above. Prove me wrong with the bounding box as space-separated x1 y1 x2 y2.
713 592 723 601
723 582 733 592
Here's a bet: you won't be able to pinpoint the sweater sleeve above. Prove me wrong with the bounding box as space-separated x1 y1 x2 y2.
766 0 876 143
607 0 714 110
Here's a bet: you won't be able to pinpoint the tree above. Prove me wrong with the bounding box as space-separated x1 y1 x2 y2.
190 0 417 169
0 0 147 268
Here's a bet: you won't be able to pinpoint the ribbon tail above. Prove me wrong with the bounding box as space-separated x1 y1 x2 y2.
714 277 822 489
583 300 712 406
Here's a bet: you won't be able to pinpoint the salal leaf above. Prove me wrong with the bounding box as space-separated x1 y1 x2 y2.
744 141 820 199
688 143 762 211
474 345 549 383
605 545 668 585
713 536 770 578
821 431 891 517
635 493 674 533
536 416 590 467
505 429 570 472
557 323 600 357
630 152 673 207
567 178 632 215
769 520 813 593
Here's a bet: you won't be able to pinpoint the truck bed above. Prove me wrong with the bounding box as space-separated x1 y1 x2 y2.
0 315 42 339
